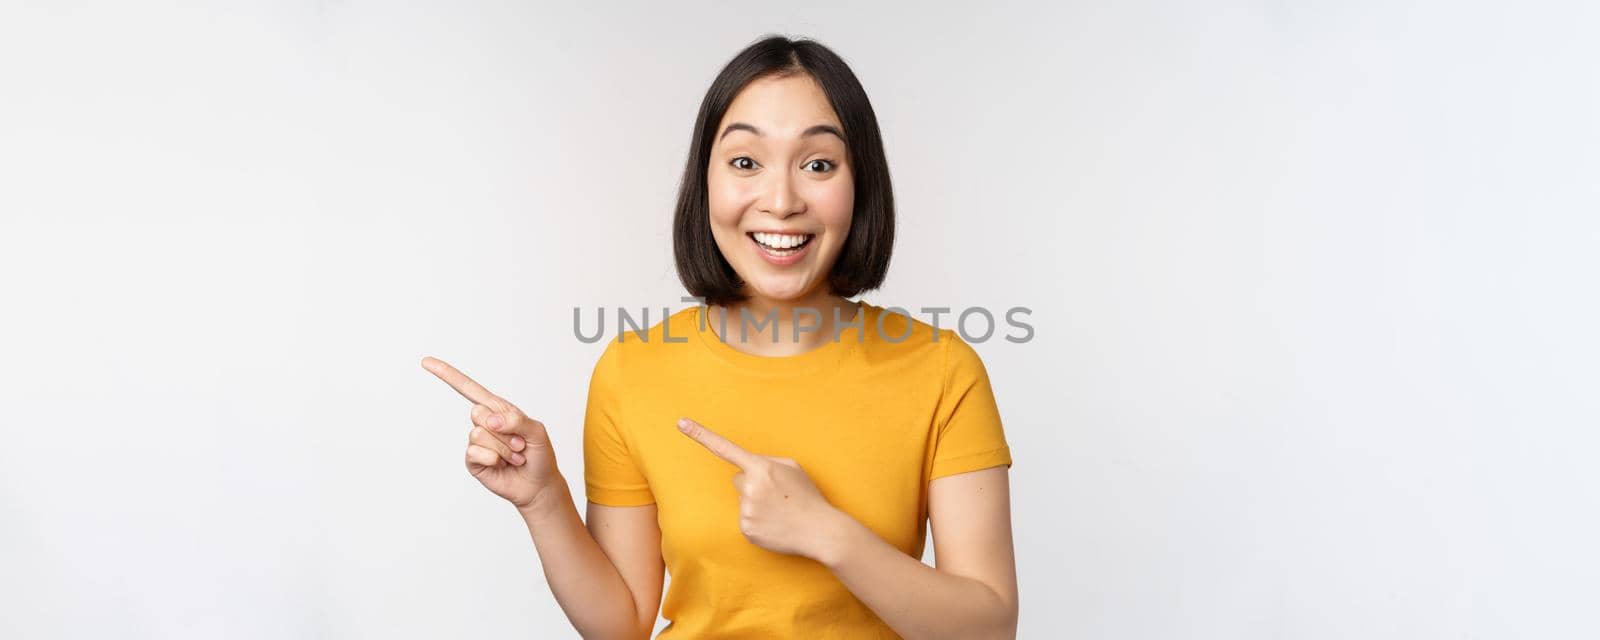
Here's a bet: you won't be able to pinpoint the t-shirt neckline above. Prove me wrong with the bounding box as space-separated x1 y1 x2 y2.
691 300 873 376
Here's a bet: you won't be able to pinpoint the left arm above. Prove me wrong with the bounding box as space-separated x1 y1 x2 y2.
674 418 1019 639
815 466 1018 640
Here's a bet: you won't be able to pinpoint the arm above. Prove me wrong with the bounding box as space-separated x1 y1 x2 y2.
816 466 1019 640
673 417 1019 639
420 356 663 638
517 476 665 640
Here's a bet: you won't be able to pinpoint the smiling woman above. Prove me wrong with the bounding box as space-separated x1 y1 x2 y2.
424 35 1017 640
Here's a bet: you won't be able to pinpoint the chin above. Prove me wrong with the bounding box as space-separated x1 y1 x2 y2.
746 278 817 303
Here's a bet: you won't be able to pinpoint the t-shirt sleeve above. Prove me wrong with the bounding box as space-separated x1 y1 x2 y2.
582 340 655 506
929 330 1014 480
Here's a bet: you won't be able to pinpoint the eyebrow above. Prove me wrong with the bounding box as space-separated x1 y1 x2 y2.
718 122 846 142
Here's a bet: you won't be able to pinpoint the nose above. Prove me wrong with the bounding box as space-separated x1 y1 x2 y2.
758 168 805 218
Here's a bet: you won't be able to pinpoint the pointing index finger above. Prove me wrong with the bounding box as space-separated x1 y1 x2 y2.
421 356 500 406
677 417 760 470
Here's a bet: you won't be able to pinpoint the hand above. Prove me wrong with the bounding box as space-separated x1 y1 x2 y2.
423 356 561 513
676 417 845 560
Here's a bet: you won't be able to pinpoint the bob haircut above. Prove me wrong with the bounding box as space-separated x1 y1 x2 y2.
673 35 895 307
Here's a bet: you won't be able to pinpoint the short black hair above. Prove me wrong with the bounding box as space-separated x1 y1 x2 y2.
673 35 895 307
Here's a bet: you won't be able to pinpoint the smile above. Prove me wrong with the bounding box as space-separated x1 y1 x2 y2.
747 231 815 264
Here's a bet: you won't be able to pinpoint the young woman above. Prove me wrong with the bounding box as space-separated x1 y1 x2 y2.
422 36 1018 639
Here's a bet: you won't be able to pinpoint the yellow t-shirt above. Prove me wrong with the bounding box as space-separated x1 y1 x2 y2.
582 300 1013 639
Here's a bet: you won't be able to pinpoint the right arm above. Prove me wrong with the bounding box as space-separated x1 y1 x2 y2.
518 478 664 640
420 356 664 640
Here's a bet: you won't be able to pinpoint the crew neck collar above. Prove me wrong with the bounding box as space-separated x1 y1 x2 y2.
691 300 873 376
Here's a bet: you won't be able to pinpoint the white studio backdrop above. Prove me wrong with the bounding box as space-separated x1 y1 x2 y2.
2 1 1596 638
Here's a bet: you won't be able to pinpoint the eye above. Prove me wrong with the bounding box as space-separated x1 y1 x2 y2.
730 156 759 171
803 159 836 173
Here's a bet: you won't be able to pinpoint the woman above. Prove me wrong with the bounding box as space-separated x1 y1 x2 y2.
422 35 1017 639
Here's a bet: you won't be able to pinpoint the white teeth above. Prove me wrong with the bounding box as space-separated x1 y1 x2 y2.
753 232 810 249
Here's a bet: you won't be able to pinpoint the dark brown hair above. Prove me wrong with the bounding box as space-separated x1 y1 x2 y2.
672 35 895 306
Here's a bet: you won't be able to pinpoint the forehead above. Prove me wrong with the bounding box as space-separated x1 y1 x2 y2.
718 73 842 137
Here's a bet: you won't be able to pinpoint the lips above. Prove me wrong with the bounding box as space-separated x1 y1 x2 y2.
747 231 815 266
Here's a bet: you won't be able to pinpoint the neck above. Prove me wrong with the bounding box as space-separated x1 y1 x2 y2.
709 290 860 356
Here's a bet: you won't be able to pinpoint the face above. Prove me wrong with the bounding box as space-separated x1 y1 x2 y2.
707 72 854 304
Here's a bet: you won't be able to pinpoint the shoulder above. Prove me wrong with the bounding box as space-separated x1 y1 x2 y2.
938 328 993 393
589 305 701 380
858 303 995 390
858 302 981 369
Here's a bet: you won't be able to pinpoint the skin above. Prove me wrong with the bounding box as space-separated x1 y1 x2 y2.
419 72 1018 640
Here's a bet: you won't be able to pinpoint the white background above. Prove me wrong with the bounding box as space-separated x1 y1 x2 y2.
3 1 1597 638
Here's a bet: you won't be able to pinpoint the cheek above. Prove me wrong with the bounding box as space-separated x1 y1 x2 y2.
706 170 756 227
804 176 855 233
